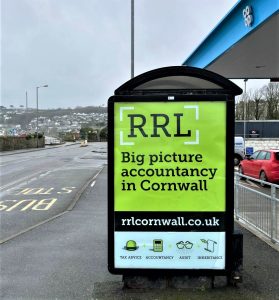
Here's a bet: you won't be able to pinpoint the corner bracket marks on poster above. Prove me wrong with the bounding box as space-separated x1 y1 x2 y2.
184 105 199 145
120 107 135 146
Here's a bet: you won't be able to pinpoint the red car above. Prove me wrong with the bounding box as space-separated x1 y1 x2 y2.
239 149 279 185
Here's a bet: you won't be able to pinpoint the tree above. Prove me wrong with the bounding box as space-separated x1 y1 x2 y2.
252 88 265 120
99 127 107 141
262 83 279 119
80 127 93 140
235 92 250 120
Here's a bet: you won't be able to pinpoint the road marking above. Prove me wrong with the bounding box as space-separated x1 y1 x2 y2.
0 198 57 212
247 179 260 188
0 171 45 191
0 164 71 192
67 166 104 211
92 168 104 181
0 211 67 245
0 156 51 167
10 187 77 196
40 171 52 177
0 166 105 243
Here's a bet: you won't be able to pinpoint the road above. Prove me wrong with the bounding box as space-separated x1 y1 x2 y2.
1 148 278 299
0 143 107 242
1 165 279 299
1 152 275 244
1 164 121 300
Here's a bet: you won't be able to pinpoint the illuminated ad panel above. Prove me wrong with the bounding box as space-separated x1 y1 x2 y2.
111 100 227 271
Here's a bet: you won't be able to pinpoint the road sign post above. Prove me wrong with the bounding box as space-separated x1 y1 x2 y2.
108 66 242 280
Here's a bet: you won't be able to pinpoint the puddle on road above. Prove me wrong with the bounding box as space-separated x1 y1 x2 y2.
81 149 107 160
81 155 107 160
91 150 107 154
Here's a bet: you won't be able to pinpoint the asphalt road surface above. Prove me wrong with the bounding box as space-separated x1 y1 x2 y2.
0 143 107 242
1 166 279 300
1 145 279 299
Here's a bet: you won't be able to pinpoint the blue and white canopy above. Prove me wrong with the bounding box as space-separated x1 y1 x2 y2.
183 0 278 79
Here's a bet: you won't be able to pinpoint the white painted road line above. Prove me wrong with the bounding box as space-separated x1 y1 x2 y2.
247 179 261 188
0 171 45 191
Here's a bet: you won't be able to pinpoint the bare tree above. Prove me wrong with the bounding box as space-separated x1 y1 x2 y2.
235 95 244 120
245 90 254 120
251 88 265 120
235 83 279 120
235 91 251 120
261 83 279 119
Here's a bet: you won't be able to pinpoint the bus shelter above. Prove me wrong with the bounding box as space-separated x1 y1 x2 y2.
108 66 243 283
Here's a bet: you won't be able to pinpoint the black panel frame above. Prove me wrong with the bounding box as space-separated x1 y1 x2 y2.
108 94 235 276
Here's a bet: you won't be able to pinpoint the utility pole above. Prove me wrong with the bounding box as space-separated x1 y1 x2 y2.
36 87 39 147
36 85 48 148
26 91 28 110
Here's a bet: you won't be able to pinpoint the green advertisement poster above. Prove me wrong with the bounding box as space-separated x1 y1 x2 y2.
114 101 226 212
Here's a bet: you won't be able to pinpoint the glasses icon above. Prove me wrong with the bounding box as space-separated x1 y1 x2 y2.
176 241 193 249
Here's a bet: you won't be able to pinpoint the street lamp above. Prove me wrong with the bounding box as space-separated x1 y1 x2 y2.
36 84 48 148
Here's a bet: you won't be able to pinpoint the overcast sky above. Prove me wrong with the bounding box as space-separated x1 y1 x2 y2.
1 0 268 109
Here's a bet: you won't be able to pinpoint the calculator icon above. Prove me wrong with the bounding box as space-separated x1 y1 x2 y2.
153 239 163 252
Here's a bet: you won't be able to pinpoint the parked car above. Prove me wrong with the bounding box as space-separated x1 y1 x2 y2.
238 149 279 186
234 136 245 166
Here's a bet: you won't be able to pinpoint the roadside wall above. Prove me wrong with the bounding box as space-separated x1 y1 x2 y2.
245 138 279 152
0 137 45 151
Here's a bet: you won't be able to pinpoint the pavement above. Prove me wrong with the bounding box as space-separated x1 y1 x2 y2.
1 167 279 299
94 170 279 300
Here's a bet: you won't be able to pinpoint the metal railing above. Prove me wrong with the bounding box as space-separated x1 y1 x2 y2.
234 173 279 244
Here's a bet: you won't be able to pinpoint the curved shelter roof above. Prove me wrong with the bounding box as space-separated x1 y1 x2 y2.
183 0 279 79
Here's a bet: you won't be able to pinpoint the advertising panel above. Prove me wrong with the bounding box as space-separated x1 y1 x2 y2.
109 98 232 273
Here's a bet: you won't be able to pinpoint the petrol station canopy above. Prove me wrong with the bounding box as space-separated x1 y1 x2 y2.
183 0 279 80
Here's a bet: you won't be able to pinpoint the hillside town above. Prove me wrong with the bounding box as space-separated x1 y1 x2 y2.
0 106 107 141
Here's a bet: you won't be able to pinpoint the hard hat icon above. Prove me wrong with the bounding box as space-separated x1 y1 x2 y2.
125 240 138 251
